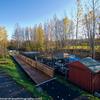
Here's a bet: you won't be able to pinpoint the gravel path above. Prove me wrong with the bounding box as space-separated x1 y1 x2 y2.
0 69 34 98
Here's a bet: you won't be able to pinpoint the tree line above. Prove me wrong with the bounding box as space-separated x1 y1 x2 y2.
9 16 73 52
9 0 100 58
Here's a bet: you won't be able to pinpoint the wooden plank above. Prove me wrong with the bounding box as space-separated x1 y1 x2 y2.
18 55 54 77
14 56 52 84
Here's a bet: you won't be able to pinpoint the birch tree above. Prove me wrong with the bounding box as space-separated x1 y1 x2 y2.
84 0 100 58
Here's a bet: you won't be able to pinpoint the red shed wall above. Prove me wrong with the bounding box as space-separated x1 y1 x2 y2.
68 66 92 91
92 73 100 91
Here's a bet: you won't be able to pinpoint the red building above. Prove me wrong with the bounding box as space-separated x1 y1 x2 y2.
68 57 100 92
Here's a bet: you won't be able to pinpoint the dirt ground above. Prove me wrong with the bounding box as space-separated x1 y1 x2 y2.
38 79 81 100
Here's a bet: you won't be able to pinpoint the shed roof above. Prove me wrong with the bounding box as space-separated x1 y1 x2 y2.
23 51 40 54
80 57 100 73
65 55 80 63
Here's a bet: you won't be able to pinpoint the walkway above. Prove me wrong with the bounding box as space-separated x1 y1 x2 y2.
14 56 52 84
0 69 34 98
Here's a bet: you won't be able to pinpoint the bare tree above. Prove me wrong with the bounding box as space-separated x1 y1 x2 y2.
84 0 100 58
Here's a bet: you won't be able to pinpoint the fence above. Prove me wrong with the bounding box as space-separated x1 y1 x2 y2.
17 54 54 77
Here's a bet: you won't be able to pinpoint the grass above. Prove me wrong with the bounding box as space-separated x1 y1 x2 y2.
0 56 52 100
0 56 99 100
64 46 100 52
56 75 100 100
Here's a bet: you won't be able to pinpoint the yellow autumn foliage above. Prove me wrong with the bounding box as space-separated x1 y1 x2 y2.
0 27 8 56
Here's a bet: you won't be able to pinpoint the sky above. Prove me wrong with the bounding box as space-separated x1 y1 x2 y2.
0 0 76 39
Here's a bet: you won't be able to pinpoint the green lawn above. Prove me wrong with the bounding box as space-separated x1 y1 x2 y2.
0 56 51 100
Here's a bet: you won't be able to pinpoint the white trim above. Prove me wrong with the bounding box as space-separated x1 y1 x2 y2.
36 77 56 86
